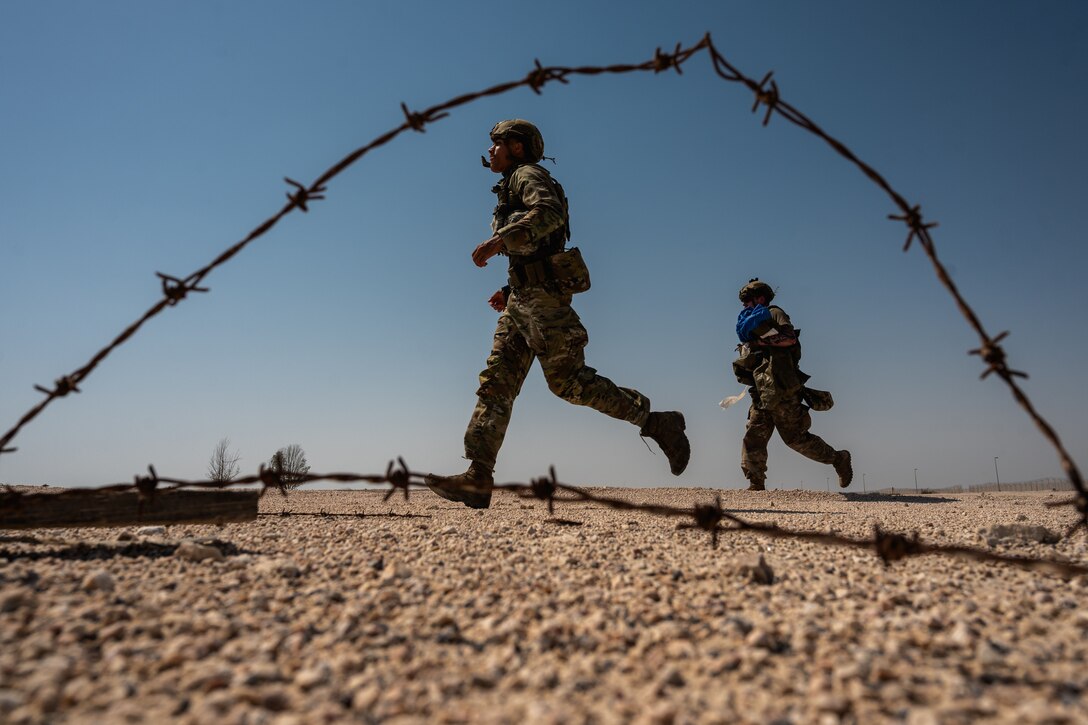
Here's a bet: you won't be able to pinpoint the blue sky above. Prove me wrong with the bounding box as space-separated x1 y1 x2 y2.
1 1 1085 492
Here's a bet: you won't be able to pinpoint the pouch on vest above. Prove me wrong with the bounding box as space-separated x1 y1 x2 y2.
802 387 834 411
752 353 807 409
732 343 760 386
548 247 591 294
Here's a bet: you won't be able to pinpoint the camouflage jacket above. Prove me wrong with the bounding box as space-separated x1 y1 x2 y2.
491 162 569 263
732 306 808 408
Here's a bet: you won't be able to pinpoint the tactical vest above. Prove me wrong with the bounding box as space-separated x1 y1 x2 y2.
732 305 806 406
493 163 571 266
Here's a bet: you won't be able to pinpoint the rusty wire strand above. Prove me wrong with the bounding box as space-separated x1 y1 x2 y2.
3 465 1084 578
0 32 1082 525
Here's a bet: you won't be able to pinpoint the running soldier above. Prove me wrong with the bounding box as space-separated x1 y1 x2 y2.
426 120 690 508
732 279 852 491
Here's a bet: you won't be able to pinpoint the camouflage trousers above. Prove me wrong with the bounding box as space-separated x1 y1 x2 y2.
741 393 839 485
464 287 651 470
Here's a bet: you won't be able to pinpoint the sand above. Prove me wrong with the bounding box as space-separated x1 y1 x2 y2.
1 486 1085 724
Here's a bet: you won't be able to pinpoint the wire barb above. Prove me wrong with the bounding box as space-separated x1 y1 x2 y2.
751 71 780 126
888 205 939 251
258 463 289 498
383 457 412 502
284 177 327 212
34 376 81 398
134 465 159 499
530 466 559 515
398 102 424 132
528 58 549 94
157 272 209 306
968 331 1027 380
873 525 923 565
693 495 725 548
653 44 684 75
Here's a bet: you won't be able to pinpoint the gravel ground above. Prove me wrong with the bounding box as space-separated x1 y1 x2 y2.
1 486 1086 724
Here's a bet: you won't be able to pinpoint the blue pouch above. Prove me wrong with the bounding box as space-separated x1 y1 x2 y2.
736 304 771 343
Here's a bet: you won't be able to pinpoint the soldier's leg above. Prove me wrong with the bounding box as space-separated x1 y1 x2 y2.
463 313 535 470
741 404 775 488
773 398 839 465
536 318 650 427
527 296 689 473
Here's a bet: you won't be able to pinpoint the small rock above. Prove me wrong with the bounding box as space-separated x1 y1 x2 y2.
295 663 330 690
379 562 412 583
188 668 232 693
259 689 291 712
646 702 677 723
725 616 753 636
814 693 850 715
241 665 285 687
948 620 975 648
736 553 775 585
351 684 381 711
986 524 1060 546
0 589 31 613
82 570 115 593
655 667 686 692
906 708 939 725
1016 698 1058 722
137 526 166 537
435 623 464 644
977 639 1006 667
175 541 224 562
0 689 23 715
226 554 254 571
254 558 301 578
745 627 772 650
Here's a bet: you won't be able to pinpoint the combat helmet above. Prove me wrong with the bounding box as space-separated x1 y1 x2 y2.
738 278 775 304
490 119 545 163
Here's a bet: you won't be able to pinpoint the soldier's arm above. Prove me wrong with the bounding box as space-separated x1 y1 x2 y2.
496 166 565 255
487 287 509 312
752 308 798 347
754 330 797 348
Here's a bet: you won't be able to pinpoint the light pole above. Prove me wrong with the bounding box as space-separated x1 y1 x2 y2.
914 468 918 493
994 456 1001 493
862 473 867 493
826 476 830 492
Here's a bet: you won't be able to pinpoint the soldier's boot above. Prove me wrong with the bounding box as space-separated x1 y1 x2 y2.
425 462 494 509
834 450 853 489
640 411 690 476
746 479 766 491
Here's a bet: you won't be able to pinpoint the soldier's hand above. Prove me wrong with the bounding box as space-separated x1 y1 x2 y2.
487 289 507 312
472 235 505 267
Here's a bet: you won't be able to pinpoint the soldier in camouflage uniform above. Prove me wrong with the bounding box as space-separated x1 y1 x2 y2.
732 279 852 491
426 120 690 509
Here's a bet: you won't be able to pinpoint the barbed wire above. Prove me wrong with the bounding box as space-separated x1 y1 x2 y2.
0 32 1083 526
3 462 1084 578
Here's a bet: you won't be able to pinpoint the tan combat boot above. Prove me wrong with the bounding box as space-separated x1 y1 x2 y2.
639 411 690 476
425 462 494 509
834 450 853 488
746 480 766 491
